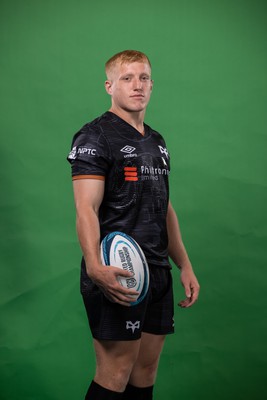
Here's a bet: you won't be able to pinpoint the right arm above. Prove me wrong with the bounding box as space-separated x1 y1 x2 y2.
72 178 138 306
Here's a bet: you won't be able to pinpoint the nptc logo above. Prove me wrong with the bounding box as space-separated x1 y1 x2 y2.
126 320 140 333
68 146 96 159
68 146 77 160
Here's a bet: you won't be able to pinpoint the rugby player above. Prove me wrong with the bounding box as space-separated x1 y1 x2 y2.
67 50 200 400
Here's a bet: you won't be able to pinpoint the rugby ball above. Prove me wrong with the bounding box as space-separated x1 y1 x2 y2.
100 232 149 306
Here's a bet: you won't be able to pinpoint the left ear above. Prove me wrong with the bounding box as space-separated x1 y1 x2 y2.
150 79 154 91
105 80 113 95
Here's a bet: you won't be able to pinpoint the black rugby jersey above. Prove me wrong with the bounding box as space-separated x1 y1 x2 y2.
67 112 171 268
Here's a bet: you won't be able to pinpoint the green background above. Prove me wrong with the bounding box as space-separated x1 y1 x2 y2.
1 0 267 399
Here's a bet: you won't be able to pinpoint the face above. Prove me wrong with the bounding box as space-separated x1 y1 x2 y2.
105 61 153 113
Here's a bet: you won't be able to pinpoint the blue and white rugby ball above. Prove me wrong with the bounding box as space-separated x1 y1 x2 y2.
100 232 149 306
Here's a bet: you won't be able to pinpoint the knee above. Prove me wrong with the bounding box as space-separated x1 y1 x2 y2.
141 361 158 381
116 363 134 384
131 359 159 386
95 360 135 391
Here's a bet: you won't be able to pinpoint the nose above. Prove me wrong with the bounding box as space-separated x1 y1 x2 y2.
133 78 143 90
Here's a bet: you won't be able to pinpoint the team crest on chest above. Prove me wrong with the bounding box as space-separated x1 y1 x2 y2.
158 145 169 159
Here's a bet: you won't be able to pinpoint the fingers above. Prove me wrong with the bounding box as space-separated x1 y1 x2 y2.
179 268 200 308
178 283 200 308
99 265 140 306
112 266 134 278
103 286 139 307
178 294 197 308
184 283 192 299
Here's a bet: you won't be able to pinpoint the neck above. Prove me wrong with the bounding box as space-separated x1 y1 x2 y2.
109 107 145 135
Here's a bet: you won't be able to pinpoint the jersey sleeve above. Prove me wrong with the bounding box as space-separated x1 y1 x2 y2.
67 124 111 180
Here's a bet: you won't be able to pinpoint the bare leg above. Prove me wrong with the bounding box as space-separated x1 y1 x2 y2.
129 333 166 387
93 338 141 392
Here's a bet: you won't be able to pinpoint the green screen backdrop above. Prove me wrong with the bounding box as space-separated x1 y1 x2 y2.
1 0 267 399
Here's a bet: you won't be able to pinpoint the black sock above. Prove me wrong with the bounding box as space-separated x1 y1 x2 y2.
122 383 154 400
85 380 124 400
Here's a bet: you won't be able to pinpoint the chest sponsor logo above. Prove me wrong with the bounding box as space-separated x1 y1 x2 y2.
140 165 170 181
124 166 138 181
126 320 140 333
68 146 96 160
124 165 169 182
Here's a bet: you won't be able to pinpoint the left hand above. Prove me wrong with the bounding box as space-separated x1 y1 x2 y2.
178 267 200 308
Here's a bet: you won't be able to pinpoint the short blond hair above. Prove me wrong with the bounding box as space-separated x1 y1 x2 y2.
105 50 151 79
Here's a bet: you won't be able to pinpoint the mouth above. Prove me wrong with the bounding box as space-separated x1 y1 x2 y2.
130 94 144 98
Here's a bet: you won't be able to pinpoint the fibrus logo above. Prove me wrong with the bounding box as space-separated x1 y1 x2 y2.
68 146 96 160
126 321 140 333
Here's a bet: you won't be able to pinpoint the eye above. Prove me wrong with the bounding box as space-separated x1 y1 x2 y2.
141 76 150 82
122 76 131 81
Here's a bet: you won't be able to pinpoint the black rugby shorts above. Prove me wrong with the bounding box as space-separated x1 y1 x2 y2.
81 260 175 340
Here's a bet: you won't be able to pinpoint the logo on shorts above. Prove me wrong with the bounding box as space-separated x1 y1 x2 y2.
126 320 140 333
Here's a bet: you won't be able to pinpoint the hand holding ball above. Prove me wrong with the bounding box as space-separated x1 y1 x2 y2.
100 232 149 306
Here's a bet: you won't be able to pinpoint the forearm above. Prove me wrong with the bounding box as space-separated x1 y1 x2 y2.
167 202 192 270
76 208 102 276
167 202 200 306
73 179 104 277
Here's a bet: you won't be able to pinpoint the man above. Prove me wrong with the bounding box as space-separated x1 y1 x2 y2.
67 50 200 400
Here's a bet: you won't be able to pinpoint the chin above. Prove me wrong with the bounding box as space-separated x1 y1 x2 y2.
129 105 147 112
